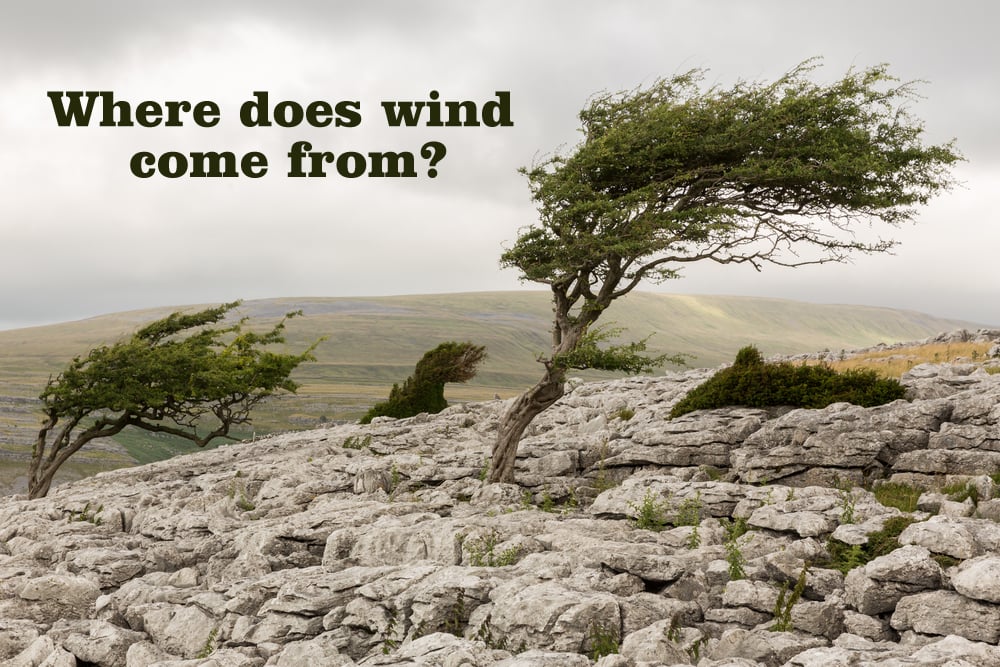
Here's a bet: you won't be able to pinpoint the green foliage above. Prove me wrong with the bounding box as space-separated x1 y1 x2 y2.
380 608 400 655
29 302 317 499
361 341 486 423
825 515 919 574
721 517 749 580
873 481 923 512
195 627 218 660
475 620 519 653
839 489 858 525
942 480 979 504
586 623 620 660
553 325 686 374
342 434 371 450
540 491 556 513
628 489 668 531
503 59 960 327
670 345 907 418
675 492 703 548
931 553 961 569
770 565 809 632
68 501 103 525
615 407 635 421
465 529 521 567
491 58 958 485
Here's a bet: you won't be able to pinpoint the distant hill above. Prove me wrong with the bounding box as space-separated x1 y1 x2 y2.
0 291 985 493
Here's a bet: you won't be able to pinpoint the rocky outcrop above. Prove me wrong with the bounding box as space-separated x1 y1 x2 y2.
3 333 1000 665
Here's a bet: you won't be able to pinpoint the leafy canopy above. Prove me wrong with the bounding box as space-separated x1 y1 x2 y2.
502 59 961 301
41 302 311 431
29 301 317 498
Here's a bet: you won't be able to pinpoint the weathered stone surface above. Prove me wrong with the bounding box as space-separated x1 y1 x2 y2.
890 590 1000 643
618 618 691 665
708 628 827 666
17 573 101 621
951 555 1000 603
898 515 1000 559
489 581 620 653
1 339 1000 665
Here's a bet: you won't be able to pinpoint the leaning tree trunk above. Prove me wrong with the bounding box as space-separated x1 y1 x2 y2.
489 368 565 483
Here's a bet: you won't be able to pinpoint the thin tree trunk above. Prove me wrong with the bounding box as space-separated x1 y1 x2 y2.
489 370 565 483
28 470 56 500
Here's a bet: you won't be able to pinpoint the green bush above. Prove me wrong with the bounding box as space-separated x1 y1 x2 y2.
825 515 918 574
670 345 906 419
361 341 486 423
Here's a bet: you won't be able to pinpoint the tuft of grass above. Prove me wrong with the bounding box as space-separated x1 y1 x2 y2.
941 480 979 504
615 407 635 421
873 481 923 513
818 341 994 379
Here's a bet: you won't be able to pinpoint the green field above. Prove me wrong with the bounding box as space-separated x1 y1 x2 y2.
0 291 984 494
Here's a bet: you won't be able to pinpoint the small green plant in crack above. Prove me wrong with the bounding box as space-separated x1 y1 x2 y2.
700 465 724 481
824 515 919 574
69 501 104 525
931 553 961 569
381 608 401 655
675 492 703 549
721 517 749 580
615 407 635 421
688 637 705 662
770 564 808 632
478 457 490 482
236 492 255 512
839 488 857 524
628 489 668 531
342 434 372 450
465 529 521 567
586 622 620 660
389 464 401 494
475 619 511 652
195 627 218 659
541 491 556 513
442 594 467 637
665 614 681 642
942 480 979 505
593 440 618 493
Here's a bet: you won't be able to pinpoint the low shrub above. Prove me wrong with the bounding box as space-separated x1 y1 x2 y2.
670 345 907 418
361 341 486 423
825 515 918 574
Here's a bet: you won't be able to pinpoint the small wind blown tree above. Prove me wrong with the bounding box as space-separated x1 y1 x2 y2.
489 59 962 483
28 301 318 499
361 341 487 423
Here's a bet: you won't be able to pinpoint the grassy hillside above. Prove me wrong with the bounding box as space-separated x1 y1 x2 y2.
0 291 985 493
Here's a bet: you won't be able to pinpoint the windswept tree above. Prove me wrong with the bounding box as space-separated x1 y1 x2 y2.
28 301 318 499
489 59 962 483
361 341 487 423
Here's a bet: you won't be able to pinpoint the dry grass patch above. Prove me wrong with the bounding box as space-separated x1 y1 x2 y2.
817 342 995 379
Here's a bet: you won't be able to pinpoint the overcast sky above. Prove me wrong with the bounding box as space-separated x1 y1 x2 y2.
1 1 997 330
